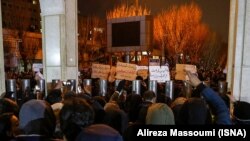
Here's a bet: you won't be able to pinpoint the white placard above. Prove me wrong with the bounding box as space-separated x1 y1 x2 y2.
32 63 43 72
149 66 170 83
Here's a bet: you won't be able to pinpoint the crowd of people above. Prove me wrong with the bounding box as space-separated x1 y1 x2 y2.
1 69 250 141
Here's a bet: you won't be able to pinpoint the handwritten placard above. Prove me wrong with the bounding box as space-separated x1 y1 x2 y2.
115 62 137 81
149 66 170 83
136 66 149 80
108 66 116 82
91 63 110 80
175 64 197 80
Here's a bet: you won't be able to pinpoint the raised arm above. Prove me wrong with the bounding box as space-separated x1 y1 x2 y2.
186 71 232 125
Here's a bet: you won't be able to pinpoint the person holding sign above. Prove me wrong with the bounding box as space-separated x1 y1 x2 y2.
175 64 197 98
175 64 197 81
183 71 231 125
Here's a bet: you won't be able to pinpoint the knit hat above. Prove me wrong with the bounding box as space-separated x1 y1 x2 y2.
75 124 123 141
19 99 55 129
146 103 175 125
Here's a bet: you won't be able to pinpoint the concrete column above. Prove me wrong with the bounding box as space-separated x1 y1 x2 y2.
232 0 250 102
227 0 237 92
39 0 78 94
0 1 6 96
65 0 78 82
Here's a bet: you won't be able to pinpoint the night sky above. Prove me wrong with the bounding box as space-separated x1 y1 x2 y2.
78 0 230 42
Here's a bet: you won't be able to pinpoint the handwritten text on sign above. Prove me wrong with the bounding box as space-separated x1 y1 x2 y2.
136 66 148 80
116 62 137 81
91 63 110 80
108 66 116 82
149 66 170 83
175 64 197 80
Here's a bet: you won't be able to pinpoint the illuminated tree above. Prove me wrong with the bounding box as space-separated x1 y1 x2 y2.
201 32 227 70
154 2 210 63
106 3 150 19
184 23 210 63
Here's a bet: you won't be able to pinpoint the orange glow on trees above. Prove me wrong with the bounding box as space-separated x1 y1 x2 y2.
154 2 210 63
201 32 227 70
106 3 150 19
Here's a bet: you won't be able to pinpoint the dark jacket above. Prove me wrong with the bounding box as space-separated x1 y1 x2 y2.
136 101 153 124
196 83 232 125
